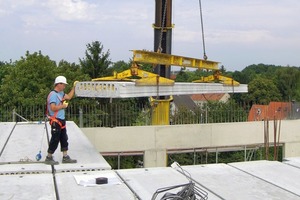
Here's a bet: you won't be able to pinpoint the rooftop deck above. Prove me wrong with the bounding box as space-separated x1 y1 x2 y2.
1 122 300 199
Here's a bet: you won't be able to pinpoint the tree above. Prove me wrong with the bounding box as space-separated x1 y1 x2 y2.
275 66 300 101
0 51 57 107
110 60 131 73
0 61 12 86
79 41 112 79
240 64 280 83
175 69 190 82
244 76 282 105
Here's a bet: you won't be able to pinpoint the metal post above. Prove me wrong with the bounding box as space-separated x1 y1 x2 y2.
118 153 121 169
205 107 208 123
79 107 83 128
216 148 218 163
12 108 16 122
193 148 196 165
244 146 247 161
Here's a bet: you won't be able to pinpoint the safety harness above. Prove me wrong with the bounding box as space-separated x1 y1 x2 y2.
46 90 66 129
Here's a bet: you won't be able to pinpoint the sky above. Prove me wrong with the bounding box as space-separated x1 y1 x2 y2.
1 0 299 72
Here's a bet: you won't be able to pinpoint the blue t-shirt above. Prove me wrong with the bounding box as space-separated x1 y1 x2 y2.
48 91 65 120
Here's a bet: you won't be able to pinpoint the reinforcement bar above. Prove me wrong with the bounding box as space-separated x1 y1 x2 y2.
75 81 248 98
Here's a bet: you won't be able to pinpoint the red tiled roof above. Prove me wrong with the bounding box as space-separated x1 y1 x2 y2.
248 102 291 121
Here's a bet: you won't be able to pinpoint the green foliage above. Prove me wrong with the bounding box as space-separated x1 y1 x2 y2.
167 146 281 166
175 69 190 82
275 67 300 101
104 155 143 169
110 60 131 73
203 100 248 123
171 105 198 124
79 41 112 79
0 51 57 107
0 61 12 86
244 76 282 105
171 100 248 124
132 110 151 126
240 64 280 83
139 63 155 72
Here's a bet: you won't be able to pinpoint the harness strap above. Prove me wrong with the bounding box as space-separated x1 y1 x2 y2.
46 91 66 129
49 118 66 129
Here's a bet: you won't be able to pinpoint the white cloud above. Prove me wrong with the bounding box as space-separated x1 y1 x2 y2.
207 29 274 44
44 0 97 22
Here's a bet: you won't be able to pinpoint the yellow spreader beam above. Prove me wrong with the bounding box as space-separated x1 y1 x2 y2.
132 50 219 70
83 50 244 125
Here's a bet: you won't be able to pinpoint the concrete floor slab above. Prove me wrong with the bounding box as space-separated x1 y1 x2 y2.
52 122 111 171
0 173 56 199
0 163 52 175
229 160 300 198
56 170 135 200
182 163 300 200
0 122 16 151
0 122 111 171
0 122 49 163
2 121 300 199
116 167 220 200
283 157 300 169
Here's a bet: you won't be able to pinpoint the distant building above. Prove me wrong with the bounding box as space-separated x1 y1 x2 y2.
248 102 291 121
190 93 230 107
170 95 198 116
170 93 230 115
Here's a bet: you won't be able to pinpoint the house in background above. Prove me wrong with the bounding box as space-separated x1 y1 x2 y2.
248 102 291 121
190 93 230 107
170 95 198 116
170 93 230 116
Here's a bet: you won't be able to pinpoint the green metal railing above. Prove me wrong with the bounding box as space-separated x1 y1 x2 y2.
0 102 250 127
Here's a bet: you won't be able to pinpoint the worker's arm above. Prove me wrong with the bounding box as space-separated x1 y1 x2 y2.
64 87 75 100
50 102 68 112
64 81 78 100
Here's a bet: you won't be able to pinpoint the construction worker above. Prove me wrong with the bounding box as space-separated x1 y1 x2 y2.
45 75 77 165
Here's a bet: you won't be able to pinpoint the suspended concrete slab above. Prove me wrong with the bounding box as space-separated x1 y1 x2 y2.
75 81 248 98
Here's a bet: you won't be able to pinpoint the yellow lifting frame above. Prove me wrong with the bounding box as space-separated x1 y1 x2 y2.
132 50 219 71
193 71 240 86
132 50 239 86
92 63 174 86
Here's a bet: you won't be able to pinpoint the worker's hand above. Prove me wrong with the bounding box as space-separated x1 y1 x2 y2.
73 81 79 87
62 101 69 108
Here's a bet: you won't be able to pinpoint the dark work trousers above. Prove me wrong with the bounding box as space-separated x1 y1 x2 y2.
47 119 68 154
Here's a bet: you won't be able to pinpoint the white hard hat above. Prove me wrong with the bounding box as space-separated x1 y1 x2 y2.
54 76 68 85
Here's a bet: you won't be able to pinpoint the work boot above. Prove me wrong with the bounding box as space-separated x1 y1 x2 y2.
62 155 77 163
45 156 59 165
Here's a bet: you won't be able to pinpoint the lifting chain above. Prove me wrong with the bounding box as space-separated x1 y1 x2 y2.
157 0 168 53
